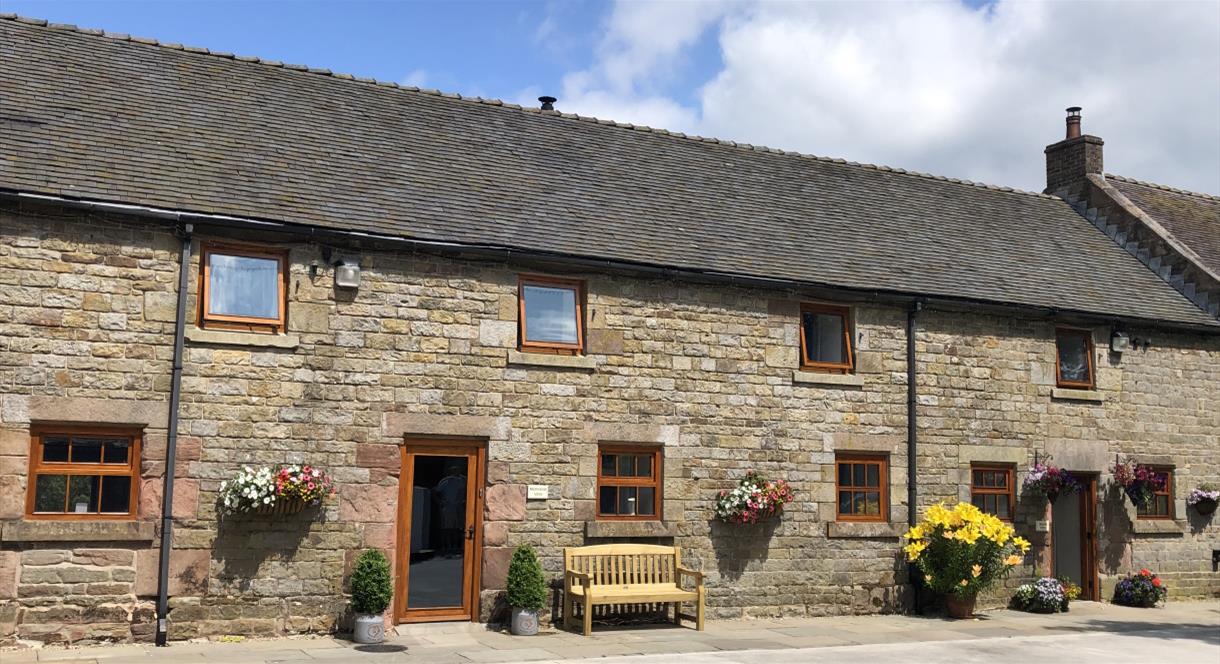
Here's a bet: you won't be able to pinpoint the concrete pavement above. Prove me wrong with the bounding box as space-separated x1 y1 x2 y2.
1 600 1216 663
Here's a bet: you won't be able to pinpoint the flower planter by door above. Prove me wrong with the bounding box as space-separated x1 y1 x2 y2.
945 593 977 619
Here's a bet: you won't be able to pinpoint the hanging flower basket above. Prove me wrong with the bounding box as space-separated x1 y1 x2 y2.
1187 487 1219 516
218 464 336 517
713 471 794 524
1111 459 1164 511
1022 459 1080 504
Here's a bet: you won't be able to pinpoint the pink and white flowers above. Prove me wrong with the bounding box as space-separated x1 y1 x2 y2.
714 471 794 524
218 464 335 515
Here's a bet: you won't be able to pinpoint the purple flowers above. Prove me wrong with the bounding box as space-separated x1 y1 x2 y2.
1023 461 1080 502
1113 569 1167 608
1111 460 1165 510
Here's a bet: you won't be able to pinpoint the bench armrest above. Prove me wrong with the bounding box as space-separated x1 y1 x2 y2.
565 570 592 591
676 566 704 586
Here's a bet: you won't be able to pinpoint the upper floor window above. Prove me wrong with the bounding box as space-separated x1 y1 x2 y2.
518 275 584 355
597 446 661 520
835 453 886 521
800 304 853 373
970 464 1014 521
1136 468 1173 520
200 242 287 334
1055 328 1094 389
26 427 141 519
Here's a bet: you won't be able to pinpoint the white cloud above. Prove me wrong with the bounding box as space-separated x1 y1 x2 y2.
401 69 429 88
553 1 1220 194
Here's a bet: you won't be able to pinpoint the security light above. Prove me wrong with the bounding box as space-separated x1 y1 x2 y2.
334 260 361 289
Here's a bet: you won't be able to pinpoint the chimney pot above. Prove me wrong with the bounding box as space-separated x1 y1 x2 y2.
538 96 557 111
1065 106 1082 139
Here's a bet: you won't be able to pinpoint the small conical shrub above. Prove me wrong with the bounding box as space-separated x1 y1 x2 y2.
350 549 393 615
505 544 546 612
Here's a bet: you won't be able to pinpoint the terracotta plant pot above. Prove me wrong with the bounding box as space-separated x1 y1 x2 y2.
1193 497 1217 516
945 593 977 619
254 498 306 516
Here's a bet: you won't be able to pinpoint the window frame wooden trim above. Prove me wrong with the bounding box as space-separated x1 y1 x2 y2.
199 241 288 334
1054 327 1095 389
798 303 855 374
969 463 1015 522
24 425 142 521
517 275 585 356
834 452 888 523
595 444 662 521
1136 467 1174 520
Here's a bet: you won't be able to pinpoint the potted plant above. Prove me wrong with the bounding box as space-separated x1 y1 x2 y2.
1022 459 1080 503
713 471 795 524
904 501 1030 619
350 549 393 644
1113 569 1168 607
1010 577 1078 614
1187 484 1219 516
217 464 335 516
1111 459 1165 511
506 544 547 636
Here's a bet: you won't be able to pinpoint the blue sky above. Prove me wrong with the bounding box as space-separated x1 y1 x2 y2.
6 1 1218 194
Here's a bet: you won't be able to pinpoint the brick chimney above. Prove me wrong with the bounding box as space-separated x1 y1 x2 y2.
1044 107 1103 198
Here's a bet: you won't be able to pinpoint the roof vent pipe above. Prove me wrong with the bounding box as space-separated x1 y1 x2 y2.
1065 106 1082 139
539 96 556 111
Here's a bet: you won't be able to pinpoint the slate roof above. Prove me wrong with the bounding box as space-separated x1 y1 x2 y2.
1 16 1216 328
1107 175 1220 276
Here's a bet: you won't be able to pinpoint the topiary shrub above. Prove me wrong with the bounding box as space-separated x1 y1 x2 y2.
350 549 393 615
505 544 546 612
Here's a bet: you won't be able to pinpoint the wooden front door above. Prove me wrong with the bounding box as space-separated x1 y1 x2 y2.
396 441 484 623
1052 473 1099 601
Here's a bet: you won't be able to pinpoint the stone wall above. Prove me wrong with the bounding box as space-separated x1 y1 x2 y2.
1 200 1217 645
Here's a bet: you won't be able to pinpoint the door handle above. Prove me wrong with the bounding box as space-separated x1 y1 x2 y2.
466 525 475 540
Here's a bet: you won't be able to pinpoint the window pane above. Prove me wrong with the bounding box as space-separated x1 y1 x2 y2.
865 492 881 515
601 454 617 477
853 464 865 487
837 463 850 486
617 487 637 516
67 475 100 514
838 491 852 515
599 486 617 515
636 454 652 478
971 495 986 510
102 439 130 464
34 474 67 512
637 487 656 516
802 310 845 364
853 492 866 515
42 436 69 463
100 476 132 513
522 284 578 344
866 464 880 488
1156 495 1169 516
208 252 281 320
71 438 103 463
1057 333 1090 383
997 496 1011 519
617 455 636 477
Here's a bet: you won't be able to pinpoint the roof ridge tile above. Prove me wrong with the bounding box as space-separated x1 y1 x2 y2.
1106 174 1220 202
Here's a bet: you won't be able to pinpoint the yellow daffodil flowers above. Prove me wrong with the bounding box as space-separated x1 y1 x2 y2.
904 502 1028 598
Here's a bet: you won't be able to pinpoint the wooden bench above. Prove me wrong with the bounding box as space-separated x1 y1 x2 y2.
562 543 705 636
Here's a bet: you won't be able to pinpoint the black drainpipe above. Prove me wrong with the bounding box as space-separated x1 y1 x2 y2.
156 223 193 646
907 299 925 611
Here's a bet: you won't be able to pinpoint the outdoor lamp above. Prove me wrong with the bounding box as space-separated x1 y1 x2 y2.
1110 330 1130 354
334 260 361 289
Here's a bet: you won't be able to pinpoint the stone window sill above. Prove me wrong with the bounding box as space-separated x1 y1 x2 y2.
1131 519 1185 536
826 521 904 539
507 350 596 370
792 370 864 388
585 520 678 538
0 519 156 543
186 327 300 349
1051 387 1104 403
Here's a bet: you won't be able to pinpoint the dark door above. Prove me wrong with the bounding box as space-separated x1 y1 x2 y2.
1052 473 1099 600
396 442 484 623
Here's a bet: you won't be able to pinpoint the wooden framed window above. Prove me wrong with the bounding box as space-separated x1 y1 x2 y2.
25 427 141 520
1137 468 1173 519
596 446 661 520
835 453 886 521
199 242 288 334
799 303 854 373
970 464 1014 521
1055 328 1094 389
518 275 584 355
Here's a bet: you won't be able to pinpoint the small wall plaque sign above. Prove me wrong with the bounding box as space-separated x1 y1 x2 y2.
1035 520 1050 532
527 484 549 500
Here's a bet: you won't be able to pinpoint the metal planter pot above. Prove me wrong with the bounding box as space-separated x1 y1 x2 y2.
510 608 539 636
353 613 386 644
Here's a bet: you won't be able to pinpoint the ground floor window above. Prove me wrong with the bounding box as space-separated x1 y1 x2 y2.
970 464 1014 520
836 453 887 521
26 427 141 518
1136 468 1173 519
597 445 661 519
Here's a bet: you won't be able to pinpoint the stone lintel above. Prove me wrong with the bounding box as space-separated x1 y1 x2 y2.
382 413 509 442
581 422 679 446
26 396 167 427
1043 439 1109 473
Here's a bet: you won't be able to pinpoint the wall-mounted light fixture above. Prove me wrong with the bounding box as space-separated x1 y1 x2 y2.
1110 330 1130 354
333 259 361 289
